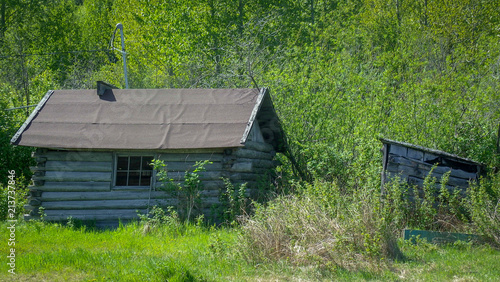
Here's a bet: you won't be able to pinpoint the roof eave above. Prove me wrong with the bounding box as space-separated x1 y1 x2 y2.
380 137 485 167
11 90 54 145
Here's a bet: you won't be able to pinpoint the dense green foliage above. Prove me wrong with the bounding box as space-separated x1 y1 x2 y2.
1 0 499 277
1 0 499 182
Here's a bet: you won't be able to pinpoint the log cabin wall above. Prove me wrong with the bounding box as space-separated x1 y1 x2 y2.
381 139 483 199
25 125 277 226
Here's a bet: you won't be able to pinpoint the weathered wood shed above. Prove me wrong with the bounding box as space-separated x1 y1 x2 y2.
380 138 484 198
11 87 285 225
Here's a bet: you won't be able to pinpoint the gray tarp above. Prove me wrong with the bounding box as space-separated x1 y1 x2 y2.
12 88 260 150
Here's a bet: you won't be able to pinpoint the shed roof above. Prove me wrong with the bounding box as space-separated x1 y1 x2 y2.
11 88 284 151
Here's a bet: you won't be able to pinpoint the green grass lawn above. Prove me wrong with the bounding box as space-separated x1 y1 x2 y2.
1 221 499 281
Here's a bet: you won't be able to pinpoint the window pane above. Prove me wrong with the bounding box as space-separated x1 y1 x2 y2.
140 173 151 186
142 156 153 170
129 157 141 170
117 157 129 170
128 172 140 186
116 172 128 186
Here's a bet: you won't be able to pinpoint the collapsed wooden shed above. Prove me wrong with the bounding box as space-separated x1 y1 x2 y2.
380 138 484 198
11 87 285 226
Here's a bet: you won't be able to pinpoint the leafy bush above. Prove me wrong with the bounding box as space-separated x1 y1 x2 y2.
218 178 249 225
138 206 183 235
467 173 500 246
0 175 29 220
152 159 211 222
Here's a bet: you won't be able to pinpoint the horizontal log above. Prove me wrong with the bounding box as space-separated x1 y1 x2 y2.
38 161 113 172
40 190 222 201
230 173 263 181
33 171 112 182
233 148 274 160
42 199 176 210
41 191 164 201
231 162 253 172
160 161 222 172
235 158 275 169
155 180 224 190
32 182 111 192
154 171 223 182
157 153 223 162
37 151 112 162
42 209 146 221
243 141 274 153
388 156 478 180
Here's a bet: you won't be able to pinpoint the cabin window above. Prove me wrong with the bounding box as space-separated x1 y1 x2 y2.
115 155 154 187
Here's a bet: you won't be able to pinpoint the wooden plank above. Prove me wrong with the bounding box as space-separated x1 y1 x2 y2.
388 163 474 188
33 182 111 192
406 176 467 197
389 156 477 180
37 151 113 162
42 161 112 172
42 199 176 210
157 153 223 162
407 148 423 161
34 171 112 182
389 144 407 157
234 148 273 160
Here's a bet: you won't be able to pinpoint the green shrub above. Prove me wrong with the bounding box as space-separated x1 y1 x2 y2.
467 173 500 246
0 175 29 220
153 159 211 222
218 178 248 225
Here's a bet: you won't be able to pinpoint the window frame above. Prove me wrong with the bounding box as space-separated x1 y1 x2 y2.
112 153 156 190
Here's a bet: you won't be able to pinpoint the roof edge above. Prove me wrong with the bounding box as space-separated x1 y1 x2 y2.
240 87 267 144
11 90 54 145
380 137 485 166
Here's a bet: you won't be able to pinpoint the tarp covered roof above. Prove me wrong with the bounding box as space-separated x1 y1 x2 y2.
11 88 284 150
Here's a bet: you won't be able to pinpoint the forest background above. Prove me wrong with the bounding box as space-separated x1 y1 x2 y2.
1 0 499 186
0 0 499 279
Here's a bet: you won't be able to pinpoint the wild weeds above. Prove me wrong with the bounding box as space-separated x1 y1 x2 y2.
219 178 248 224
238 180 403 271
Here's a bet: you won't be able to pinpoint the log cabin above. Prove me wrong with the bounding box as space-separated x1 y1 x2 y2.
11 86 286 226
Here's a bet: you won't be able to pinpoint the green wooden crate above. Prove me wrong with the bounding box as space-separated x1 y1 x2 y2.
403 229 481 244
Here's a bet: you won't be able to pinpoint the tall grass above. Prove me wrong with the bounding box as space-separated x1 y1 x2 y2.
238 180 403 271
237 168 500 272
